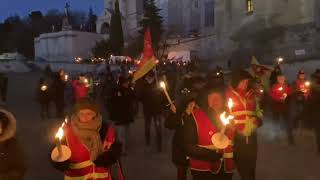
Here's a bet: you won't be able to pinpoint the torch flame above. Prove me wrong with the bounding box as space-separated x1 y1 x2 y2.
41 85 47 91
277 57 284 63
160 81 166 89
64 75 68 81
278 87 283 91
55 126 64 140
305 81 311 86
228 98 233 110
220 111 234 126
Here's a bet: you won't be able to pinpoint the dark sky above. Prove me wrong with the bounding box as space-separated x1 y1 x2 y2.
0 0 104 22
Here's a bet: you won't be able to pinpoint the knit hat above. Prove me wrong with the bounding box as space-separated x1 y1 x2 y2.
73 98 100 114
298 69 305 75
230 69 252 89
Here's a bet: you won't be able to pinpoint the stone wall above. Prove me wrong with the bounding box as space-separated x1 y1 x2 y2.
34 31 104 62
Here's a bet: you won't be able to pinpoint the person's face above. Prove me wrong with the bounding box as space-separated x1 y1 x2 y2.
237 79 249 91
78 109 96 123
277 75 285 85
186 101 196 114
298 73 305 80
59 70 65 76
208 92 224 112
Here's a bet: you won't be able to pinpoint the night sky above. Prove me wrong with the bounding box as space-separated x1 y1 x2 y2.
0 0 104 22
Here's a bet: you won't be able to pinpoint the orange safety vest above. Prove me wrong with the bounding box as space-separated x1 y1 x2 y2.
64 125 112 180
189 109 235 173
226 87 260 136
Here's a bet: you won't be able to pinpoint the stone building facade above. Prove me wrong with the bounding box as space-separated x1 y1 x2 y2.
96 0 144 41
214 0 320 66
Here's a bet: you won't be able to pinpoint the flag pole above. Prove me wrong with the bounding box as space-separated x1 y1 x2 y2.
154 63 159 85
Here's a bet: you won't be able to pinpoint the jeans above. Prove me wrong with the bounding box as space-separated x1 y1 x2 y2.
144 112 162 152
115 125 130 153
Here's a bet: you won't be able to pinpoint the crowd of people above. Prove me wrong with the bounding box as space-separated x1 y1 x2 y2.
0 59 320 180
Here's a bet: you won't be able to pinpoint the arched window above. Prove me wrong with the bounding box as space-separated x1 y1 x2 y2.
100 23 110 34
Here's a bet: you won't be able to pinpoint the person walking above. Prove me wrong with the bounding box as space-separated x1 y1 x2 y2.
109 76 135 155
226 70 263 180
50 98 123 180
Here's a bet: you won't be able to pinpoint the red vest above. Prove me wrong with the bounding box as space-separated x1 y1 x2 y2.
64 124 114 180
189 109 235 173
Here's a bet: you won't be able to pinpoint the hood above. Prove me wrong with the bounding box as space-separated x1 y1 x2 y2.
0 109 17 142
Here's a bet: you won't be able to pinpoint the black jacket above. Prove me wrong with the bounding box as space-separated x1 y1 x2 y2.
165 110 190 167
52 73 66 102
136 79 166 115
109 85 136 125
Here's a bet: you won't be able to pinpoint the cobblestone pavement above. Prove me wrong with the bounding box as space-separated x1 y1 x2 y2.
5 72 320 180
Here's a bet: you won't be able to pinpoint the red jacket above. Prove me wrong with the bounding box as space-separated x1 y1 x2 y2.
189 109 235 173
294 79 311 100
225 87 261 137
72 80 89 101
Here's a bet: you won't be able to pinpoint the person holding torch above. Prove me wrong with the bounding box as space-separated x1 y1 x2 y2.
50 98 123 180
226 70 263 180
270 74 294 145
183 88 235 180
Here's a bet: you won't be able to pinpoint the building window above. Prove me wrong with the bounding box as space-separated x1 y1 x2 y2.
247 0 254 14
194 0 199 8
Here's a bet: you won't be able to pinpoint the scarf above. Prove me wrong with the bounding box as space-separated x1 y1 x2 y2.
71 115 103 161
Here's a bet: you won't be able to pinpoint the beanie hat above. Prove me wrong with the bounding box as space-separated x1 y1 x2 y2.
298 69 305 75
73 98 100 114
230 69 252 89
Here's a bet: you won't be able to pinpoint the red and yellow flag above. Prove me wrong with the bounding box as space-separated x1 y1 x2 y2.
133 28 157 81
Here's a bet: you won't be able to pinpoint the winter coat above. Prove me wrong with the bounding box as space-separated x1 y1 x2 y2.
109 85 136 125
136 79 166 115
72 80 89 102
52 73 66 103
35 79 50 105
0 109 26 180
165 110 190 167
292 79 311 102
269 83 292 113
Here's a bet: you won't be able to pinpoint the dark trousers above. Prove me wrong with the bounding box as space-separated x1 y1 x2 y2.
177 166 187 180
272 111 294 144
144 111 162 152
191 170 233 180
234 133 258 180
55 99 64 118
40 102 49 119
